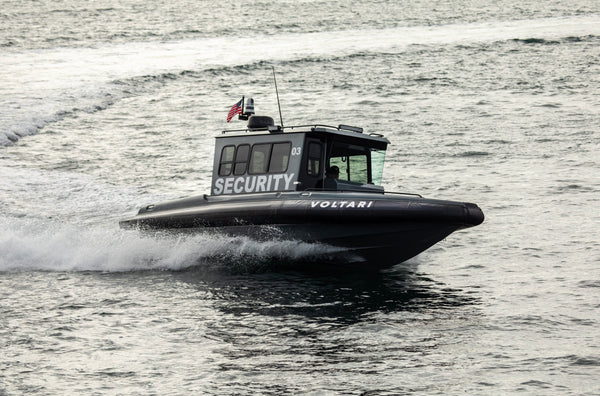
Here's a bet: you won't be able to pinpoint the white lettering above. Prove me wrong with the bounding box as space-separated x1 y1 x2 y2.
224 178 234 194
256 175 267 192
234 177 244 194
213 173 297 195
214 178 224 195
245 176 256 192
283 173 294 190
272 174 284 190
309 200 376 208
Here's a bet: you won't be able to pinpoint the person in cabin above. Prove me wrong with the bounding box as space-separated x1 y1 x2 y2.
316 165 340 190
326 165 340 180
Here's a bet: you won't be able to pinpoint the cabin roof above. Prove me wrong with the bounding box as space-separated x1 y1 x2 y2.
218 123 390 149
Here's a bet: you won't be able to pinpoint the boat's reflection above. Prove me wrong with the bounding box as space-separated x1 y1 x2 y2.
173 259 480 325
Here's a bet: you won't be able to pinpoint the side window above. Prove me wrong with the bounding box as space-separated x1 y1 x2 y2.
370 149 386 185
221 141 292 176
329 157 347 181
233 144 250 175
249 143 272 174
218 145 235 176
349 154 369 184
307 142 322 176
269 142 291 173
329 154 369 184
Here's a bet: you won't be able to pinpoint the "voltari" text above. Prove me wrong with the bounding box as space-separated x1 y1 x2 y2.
311 200 374 209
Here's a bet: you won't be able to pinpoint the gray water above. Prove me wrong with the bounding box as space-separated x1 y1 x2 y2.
1 1 599 394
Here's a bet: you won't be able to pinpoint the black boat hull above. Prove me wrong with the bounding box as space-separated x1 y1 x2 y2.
119 191 484 268
213 222 462 267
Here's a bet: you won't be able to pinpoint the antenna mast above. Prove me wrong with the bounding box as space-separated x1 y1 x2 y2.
272 66 284 127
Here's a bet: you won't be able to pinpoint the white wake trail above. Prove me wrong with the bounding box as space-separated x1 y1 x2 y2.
1 15 598 144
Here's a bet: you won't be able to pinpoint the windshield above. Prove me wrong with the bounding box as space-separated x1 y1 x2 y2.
370 148 386 185
328 142 386 185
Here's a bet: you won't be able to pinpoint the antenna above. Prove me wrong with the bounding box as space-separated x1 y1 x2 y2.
272 66 284 127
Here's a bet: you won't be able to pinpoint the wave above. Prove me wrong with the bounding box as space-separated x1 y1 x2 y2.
511 34 598 45
0 93 116 146
0 216 342 273
1 15 598 145
0 164 147 224
0 165 346 273
455 151 491 158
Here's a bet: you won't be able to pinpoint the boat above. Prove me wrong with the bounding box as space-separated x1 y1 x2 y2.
119 98 484 268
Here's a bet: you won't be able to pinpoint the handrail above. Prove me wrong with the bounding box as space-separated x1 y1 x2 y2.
303 188 422 198
222 123 371 135
222 124 336 134
382 191 423 198
287 124 339 131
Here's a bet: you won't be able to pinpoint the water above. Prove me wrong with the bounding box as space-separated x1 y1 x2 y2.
1 0 599 394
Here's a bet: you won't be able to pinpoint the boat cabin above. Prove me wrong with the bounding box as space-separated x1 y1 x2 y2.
211 114 390 196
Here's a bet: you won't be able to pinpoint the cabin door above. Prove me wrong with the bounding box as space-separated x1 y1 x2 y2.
300 138 324 190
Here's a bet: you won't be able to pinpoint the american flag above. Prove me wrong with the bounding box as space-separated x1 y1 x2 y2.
226 98 243 122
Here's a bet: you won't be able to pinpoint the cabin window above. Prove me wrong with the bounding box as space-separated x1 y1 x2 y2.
329 155 369 184
233 144 250 175
370 149 386 185
218 145 235 176
220 142 292 176
249 143 272 174
269 142 292 173
307 142 322 176
328 142 380 185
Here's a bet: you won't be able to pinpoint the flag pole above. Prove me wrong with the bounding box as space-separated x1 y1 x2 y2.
272 67 284 127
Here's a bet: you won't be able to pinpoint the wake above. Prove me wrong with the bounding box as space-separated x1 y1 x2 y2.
0 216 340 273
1 15 598 145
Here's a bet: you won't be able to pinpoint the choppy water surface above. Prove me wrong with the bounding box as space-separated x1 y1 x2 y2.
1 0 599 394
